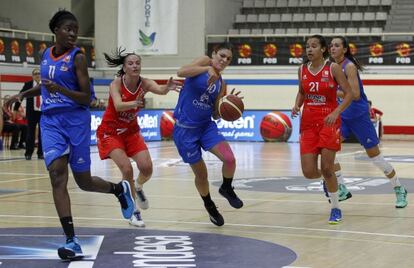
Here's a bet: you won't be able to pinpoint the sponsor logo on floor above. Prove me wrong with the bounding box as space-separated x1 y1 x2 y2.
0 227 297 268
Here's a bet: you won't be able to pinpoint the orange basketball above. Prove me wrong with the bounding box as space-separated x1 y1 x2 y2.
218 94 244 121
160 110 175 139
260 112 292 142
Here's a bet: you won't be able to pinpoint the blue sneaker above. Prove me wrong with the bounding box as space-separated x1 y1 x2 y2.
57 236 84 260
328 208 342 225
116 181 135 219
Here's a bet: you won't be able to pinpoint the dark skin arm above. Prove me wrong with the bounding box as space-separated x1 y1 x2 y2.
42 53 91 106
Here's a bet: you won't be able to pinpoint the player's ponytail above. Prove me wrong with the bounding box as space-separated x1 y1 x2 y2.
103 47 141 76
334 36 365 71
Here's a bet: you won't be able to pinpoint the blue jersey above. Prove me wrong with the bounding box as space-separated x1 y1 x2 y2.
339 59 369 119
40 46 88 113
174 72 222 128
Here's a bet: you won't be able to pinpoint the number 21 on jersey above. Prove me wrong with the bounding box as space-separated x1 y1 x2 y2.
309 81 319 92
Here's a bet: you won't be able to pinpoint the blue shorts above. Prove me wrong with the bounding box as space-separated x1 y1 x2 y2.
173 121 225 164
41 109 91 172
341 113 379 149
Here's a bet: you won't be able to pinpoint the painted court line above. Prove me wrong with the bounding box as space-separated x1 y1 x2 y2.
68 261 94 268
1 214 414 240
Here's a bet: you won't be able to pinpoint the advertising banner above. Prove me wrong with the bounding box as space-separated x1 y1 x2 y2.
90 109 301 145
208 40 414 66
0 37 95 67
118 0 178 55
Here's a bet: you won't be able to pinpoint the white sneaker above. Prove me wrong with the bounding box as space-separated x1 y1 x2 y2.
135 188 149 210
129 210 145 227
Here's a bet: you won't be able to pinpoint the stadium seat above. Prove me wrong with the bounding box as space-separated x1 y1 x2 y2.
286 28 298 34
376 12 388 20
228 29 239 35
288 0 300 7
334 0 346 6
345 0 357 5
310 0 322 7
371 27 383 33
339 12 351 21
277 0 288 8
235 14 247 23
322 0 334 6
274 28 286 34
381 0 392 6
357 0 369 6
265 0 276 7
240 28 251 34
247 14 258 23
310 27 322 33
263 28 274 34
351 12 364 21
358 27 370 33
304 13 316 21
254 0 266 8
299 0 311 7
293 13 304 22
243 0 255 8
281 13 292 22
316 13 328 22
364 12 376 21
298 28 310 34
251 28 263 34
328 13 340 21
269 14 281 22
258 14 270 22
369 0 381 5
322 28 334 34
335 27 346 33
346 27 358 33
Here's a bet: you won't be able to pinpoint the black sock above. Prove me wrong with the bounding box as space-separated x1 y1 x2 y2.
201 193 214 207
222 177 233 189
60 216 75 239
109 182 123 196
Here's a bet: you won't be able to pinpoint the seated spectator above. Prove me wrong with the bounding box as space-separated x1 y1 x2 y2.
13 102 28 148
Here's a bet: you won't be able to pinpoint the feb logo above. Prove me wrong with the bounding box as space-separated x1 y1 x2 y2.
349 43 357 55
396 43 411 57
263 43 277 57
289 43 303 57
238 44 252 58
25 41 34 56
0 39 4 54
369 43 383 57
11 40 20 55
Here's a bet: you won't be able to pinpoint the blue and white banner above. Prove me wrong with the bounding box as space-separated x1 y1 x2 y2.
118 0 178 55
90 110 300 145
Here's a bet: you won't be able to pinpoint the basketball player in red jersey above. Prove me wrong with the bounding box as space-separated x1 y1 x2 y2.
97 48 181 227
292 35 354 224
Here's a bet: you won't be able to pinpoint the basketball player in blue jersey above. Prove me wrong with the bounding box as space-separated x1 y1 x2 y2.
173 43 243 226
4 10 135 261
329 36 407 208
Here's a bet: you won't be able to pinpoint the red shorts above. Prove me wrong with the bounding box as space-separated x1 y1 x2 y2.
97 130 148 160
300 123 341 155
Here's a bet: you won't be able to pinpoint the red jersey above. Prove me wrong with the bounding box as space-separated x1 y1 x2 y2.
300 61 339 129
99 76 146 135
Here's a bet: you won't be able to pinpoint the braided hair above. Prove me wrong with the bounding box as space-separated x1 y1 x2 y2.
49 10 78 34
103 47 141 76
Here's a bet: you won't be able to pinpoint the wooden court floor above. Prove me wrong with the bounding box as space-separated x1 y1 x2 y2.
1 138 414 268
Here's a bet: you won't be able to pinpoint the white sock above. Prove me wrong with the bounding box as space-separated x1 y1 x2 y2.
136 182 143 190
134 200 141 211
329 192 340 208
335 170 344 185
389 174 401 188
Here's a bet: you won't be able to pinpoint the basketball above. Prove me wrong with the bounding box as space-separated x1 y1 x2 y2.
160 110 175 139
260 112 292 142
218 94 244 121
